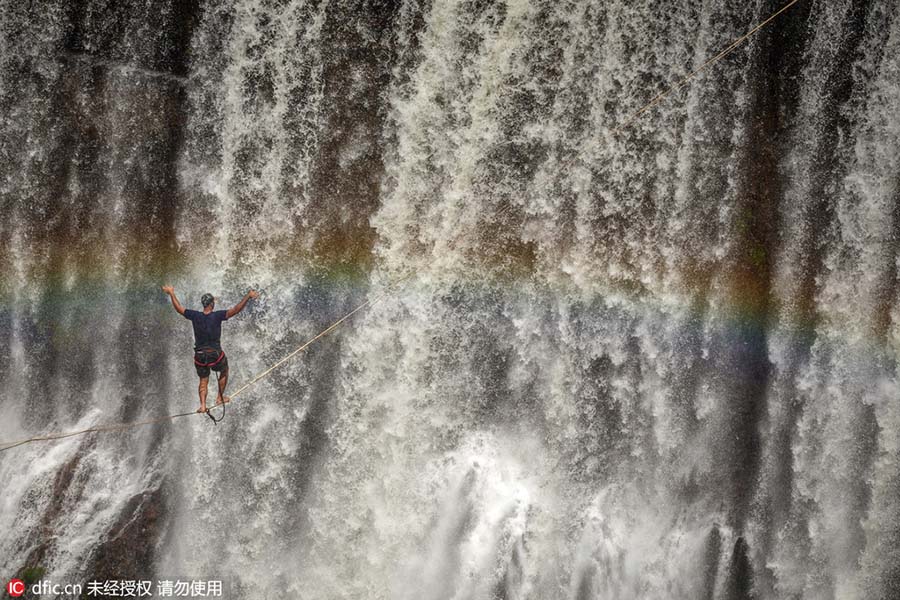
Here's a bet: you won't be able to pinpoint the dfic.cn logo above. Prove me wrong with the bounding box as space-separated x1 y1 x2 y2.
6 579 25 597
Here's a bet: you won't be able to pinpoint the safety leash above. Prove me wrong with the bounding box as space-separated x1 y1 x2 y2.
205 370 227 425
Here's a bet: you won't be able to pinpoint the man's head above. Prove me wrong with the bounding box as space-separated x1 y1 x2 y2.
201 293 215 310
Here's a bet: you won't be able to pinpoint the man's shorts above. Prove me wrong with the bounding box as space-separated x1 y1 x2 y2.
194 348 228 378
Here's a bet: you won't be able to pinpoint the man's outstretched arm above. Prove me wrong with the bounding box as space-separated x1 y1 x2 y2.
226 289 259 319
162 285 186 315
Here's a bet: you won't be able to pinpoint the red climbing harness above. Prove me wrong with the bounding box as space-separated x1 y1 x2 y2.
193 348 225 367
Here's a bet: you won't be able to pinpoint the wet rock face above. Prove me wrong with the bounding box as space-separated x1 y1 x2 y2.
83 487 167 582
15 459 166 587
19 455 84 572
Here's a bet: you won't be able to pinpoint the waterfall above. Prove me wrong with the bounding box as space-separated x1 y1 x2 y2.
1 1 898 598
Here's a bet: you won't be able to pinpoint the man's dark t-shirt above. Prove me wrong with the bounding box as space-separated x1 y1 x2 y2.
183 309 229 351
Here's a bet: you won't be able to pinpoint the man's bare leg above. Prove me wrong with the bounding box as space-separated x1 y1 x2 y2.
215 367 229 406
198 376 209 413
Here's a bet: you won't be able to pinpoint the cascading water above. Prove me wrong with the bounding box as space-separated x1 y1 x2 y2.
1 1 898 598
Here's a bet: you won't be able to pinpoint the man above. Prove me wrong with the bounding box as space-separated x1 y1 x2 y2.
161 286 259 413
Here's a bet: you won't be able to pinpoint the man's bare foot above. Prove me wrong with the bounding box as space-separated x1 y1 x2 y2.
214 396 230 406
197 405 207 413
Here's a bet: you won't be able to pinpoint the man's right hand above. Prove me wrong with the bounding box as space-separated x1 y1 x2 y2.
163 285 185 314
248 289 259 299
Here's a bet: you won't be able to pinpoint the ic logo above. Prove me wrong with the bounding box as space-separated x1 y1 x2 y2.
6 579 25 597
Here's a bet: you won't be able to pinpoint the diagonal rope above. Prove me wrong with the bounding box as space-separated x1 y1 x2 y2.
611 0 803 136
227 288 395 400
0 0 804 454
0 411 198 453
